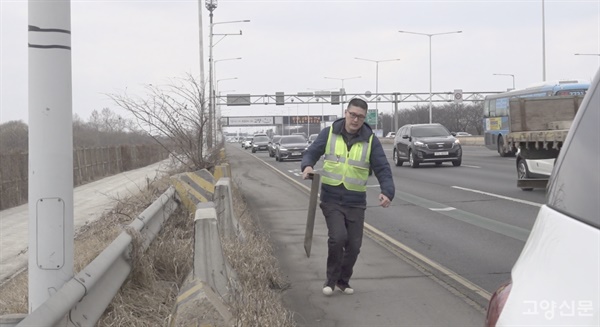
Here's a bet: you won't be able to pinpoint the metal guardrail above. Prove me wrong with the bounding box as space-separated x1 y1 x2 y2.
15 186 178 327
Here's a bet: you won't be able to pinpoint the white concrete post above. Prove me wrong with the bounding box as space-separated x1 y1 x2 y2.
214 178 243 240
28 0 74 312
194 203 230 299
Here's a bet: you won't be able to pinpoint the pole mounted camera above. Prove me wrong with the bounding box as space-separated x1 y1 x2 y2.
205 0 217 11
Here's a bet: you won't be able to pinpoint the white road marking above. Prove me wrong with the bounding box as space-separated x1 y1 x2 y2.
462 165 481 169
452 186 543 207
430 207 456 212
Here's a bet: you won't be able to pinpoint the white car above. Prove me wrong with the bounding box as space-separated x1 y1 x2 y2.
516 148 556 191
486 69 600 326
242 137 253 149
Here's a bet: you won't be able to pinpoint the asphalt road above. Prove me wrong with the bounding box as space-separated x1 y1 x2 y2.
230 143 546 294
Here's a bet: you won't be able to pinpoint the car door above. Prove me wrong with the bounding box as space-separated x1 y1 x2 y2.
397 126 410 159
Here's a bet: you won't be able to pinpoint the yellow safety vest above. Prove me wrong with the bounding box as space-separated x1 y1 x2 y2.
321 127 373 192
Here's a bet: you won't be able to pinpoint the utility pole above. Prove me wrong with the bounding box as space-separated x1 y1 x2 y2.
28 0 74 312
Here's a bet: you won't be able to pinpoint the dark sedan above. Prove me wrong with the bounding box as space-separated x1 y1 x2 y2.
251 135 270 153
275 135 308 162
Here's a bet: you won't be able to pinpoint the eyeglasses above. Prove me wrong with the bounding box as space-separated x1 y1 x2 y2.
346 111 366 121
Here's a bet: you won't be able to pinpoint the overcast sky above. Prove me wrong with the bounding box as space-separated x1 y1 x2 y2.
1 0 599 128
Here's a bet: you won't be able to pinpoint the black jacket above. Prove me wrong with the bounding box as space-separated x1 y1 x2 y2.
301 118 395 207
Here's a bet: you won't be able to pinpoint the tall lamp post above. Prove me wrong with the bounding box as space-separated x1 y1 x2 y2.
214 57 241 141
215 78 237 140
206 0 248 147
354 57 400 130
324 76 361 117
493 73 516 90
399 30 462 124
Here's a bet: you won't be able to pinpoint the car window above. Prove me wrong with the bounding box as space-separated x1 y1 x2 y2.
411 126 450 137
281 136 306 144
254 136 269 142
547 78 600 228
272 136 281 143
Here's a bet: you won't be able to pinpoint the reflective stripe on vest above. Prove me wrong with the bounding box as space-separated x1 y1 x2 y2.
321 127 373 192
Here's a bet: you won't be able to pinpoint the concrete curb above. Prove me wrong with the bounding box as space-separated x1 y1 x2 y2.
169 163 240 326
170 169 216 212
168 275 233 327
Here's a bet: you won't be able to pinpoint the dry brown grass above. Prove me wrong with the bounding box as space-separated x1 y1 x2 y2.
0 159 297 327
222 182 297 327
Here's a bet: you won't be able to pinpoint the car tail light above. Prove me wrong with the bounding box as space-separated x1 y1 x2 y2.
485 280 512 327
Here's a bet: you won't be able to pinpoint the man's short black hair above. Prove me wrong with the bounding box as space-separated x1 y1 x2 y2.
347 98 368 111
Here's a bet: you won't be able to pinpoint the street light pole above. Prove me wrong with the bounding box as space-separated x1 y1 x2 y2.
493 73 516 90
399 30 462 124
207 18 249 147
213 57 241 141
354 57 401 131
324 76 361 117
206 0 217 148
542 0 547 81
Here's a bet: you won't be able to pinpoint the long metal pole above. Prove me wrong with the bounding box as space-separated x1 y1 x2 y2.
375 62 379 130
198 1 205 89
393 93 399 133
542 0 547 81
207 10 214 148
28 0 74 311
428 35 433 124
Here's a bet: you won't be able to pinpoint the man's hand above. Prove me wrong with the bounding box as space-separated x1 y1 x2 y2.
302 166 314 180
379 194 391 208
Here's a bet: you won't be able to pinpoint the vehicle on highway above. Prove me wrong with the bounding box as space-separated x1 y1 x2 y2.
291 132 307 140
268 135 282 157
485 70 599 327
275 135 308 162
386 132 396 138
393 123 462 168
242 137 253 149
308 133 318 144
482 79 589 157
515 148 555 191
251 135 270 153
454 132 472 136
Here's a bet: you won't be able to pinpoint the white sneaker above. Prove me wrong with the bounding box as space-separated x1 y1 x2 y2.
336 283 354 295
322 285 334 296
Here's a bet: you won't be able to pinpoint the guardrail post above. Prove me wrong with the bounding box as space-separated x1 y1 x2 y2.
194 202 230 299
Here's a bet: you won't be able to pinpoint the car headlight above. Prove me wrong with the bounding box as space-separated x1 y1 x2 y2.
414 141 426 147
454 139 461 145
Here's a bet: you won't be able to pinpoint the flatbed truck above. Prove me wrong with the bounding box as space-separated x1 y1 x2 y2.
504 95 584 190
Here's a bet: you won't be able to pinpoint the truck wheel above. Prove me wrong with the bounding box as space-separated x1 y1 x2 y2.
409 150 419 168
517 158 533 191
393 149 403 166
498 136 516 157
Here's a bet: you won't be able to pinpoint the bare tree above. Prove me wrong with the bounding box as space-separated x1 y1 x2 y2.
0 120 28 153
108 74 211 170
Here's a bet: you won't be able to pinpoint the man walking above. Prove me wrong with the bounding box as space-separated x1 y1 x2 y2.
301 98 395 295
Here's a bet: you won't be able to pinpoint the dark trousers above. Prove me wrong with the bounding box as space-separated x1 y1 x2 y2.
320 202 365 285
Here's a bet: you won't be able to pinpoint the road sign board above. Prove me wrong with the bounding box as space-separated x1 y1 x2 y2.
366 109 378 126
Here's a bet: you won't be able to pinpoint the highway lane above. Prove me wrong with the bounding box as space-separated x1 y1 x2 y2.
229 143 546 294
